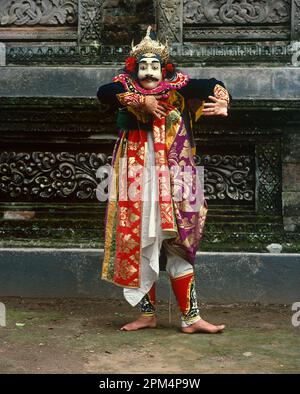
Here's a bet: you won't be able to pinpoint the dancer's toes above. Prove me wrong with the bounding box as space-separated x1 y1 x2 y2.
120 316 157 331
182 318 225 334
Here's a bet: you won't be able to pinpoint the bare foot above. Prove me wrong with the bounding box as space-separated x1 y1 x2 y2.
181 318 225 334
120 315 157 331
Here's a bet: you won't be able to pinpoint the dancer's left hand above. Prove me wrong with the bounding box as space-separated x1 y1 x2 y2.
202 96 228 117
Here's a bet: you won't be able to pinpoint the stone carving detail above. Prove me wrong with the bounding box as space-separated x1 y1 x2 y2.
0 151 111 201
157 0 183 43
4 42 292 65
256 143 281 214
0 150 255 203
194 154 254 201
291 0 300 39
6 44 104 65
183 27 290 40
183 0 291 24
0 0 77 26
78 0 103 43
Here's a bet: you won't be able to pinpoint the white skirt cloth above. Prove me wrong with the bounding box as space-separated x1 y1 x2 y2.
123 131 174 306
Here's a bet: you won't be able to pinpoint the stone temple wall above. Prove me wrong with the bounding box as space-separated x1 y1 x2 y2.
0 0 299 254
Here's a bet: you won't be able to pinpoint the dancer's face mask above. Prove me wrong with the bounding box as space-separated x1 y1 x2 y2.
137 57 162 90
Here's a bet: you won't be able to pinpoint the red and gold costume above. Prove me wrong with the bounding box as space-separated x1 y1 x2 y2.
97 27 231 327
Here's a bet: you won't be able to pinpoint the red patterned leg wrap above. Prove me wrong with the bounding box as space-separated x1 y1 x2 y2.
170 272 201 326
170 273 194 315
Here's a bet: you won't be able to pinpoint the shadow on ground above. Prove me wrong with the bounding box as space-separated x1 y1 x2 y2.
0 297 299 373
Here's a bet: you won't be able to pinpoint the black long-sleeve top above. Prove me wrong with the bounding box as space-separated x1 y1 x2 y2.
97 75 231 133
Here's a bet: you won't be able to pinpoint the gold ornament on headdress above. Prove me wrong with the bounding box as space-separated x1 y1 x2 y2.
130 26 169 63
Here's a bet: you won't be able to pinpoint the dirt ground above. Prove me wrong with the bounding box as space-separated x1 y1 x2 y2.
0 297 299 374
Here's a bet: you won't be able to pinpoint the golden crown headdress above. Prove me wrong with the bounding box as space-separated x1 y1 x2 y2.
130 26 169 63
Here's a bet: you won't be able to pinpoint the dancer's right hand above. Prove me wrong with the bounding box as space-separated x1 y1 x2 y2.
143 95 169 119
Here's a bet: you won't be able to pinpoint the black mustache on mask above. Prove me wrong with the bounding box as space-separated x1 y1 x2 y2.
140 75 159 82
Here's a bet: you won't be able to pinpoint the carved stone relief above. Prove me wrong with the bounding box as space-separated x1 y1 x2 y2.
157 0 183 43
0 151 110 201
0 0 77 26
183 0 291 24
256 143 282 214
194 153 254 202
78 0 103 44
291 0 300 39
0 150 255 204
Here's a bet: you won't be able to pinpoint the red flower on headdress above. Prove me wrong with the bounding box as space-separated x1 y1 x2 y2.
125 56 137 73
165 63 174 74
162 63 174 78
